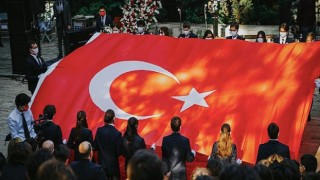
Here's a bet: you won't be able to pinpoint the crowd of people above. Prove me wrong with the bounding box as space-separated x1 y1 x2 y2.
1 93 320 180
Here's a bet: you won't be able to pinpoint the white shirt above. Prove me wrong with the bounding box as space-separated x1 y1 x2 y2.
8 108 37 141
280 37 287 44
31 54 42 65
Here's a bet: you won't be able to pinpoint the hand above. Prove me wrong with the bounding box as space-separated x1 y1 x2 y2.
191 149 196 157
236 159 242 164
151 143 156 150
63 139 67 144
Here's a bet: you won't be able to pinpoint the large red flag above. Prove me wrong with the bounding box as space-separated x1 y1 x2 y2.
31 34 320 164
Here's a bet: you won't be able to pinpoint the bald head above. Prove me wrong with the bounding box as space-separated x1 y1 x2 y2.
78 141 92 160
42 140 54 153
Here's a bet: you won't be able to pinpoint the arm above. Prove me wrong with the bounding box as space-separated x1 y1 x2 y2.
8 115 19 139
116 132 123 156
256 145 262 164
67 129 76 149
93 129 99 151
57 126 63 145
230 144 237 164
186 139 194 162
209 142 218 160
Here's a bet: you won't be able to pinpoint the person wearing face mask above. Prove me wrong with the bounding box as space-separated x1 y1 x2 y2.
159 27 170 36
203 30 215 40
255 30 267 43
25 40 48 95
96 6 113 32
178 21 198 38
112 26 120 34
273 23 294 44
135 20 150 35
226 22 245 40
8 93 37 141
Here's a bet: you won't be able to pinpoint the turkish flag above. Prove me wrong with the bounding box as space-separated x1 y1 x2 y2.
31 34 320 164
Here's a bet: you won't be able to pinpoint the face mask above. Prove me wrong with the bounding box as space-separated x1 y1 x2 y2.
112 30 119 34
205 37 213 40
32 47 39 55
99 11 106 16
257 38 264 43
183 30 190 36
137 27 145 33
159 32 164 36
230 31 237 37
280 32 287 38
20 105 29 112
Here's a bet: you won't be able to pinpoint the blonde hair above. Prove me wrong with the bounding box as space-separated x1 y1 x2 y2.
217 123 233 157
257 154 284 167
191 167 211 180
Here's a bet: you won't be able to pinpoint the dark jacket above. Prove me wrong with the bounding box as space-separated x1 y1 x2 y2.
94 124 123 176
38 121 63 148
122 134 146 168
209 141 237 167
226 35 245 40
256 140 291 164
273 36 294 44
53 0 71 29
95 15 112 32
25 55 47 94
71 159 107 180
162 132 194 180
178 32 198 38
67 127 94 161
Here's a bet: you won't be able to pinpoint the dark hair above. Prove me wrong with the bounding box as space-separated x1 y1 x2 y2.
159 27 170 36
253 164 273 180
27 40 37 49
268 123 279 139
230 22 240 30
221 123 231 133
99 6 105 10
137 20 146 27
170 116 181 132
26 149 54 180
203 30 214 39
104 109 115 124
207 159 222 177
15 93 30 107
256 30 267 42
220 164 261 180
54 144 70 162
306 32 315 41
183 21 191 28
127 149 163 180
78 142 92 159
269 160 300 180
43 105 56 119
9 141 32 164
301 154 317 173
196 176 214 180
124 117 139 142
303 172 320 180
36 159 76 180
75 110 88 141
279 23 289 32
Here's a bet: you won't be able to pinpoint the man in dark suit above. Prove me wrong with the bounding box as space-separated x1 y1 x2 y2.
226 22 245 40
273 23 294 44
71 141 106 180
178 22 198 38
53 0 71 59
162 116 195 180
256 123 291 164
25 40 47 94
94 109 123 180
96 6 113 32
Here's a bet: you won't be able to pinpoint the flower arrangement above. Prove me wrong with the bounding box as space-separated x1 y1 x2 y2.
120 0 162 33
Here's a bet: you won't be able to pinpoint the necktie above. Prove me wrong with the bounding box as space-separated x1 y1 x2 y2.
21 113 31 139
102 17 105 26
37 57 42 65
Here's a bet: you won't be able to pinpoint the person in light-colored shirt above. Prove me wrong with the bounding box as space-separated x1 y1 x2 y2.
7 93 36 141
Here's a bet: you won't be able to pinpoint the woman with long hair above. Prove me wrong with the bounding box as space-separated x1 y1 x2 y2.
67 110 93 161
123 117 146 169
208 123 237 167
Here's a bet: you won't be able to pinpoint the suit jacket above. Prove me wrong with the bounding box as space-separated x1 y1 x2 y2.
162 132 194 180
95 15 112 32
209 142 237 167
178 32 198 38
71 159 107 180
256 140 290 164
94 124 123 176
273 36 294 44
226 35 245 40
122 134 146 168
53 0 71 29
39 121 63 148
25 55 47 94
67 127 94 161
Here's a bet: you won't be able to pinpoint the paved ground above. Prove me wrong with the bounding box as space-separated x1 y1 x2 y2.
0 33 319 158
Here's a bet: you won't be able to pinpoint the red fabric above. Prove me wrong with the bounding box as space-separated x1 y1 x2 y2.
31 34 320 165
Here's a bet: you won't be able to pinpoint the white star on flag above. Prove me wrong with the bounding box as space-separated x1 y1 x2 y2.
172 88 216 112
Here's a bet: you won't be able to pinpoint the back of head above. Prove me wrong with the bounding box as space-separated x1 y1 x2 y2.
54 144 70 163
76 110 88 128
218 123 233 157
78 141 92 160
43 105 56 119
191 167 212 180
301 154 317 173
220 164 261 180
127 149 163 180
195 175 214 180
27 149 53 180
104 109 115 124
303 172 320 180
36 159 75 180
269 159 300 180
15 93 31 107
124 117 138 141
9 141 32 164
268 123 279 139
170 116 181 132
42 140 54 153
230 22 239 30
207 159 222 177
253 164 273 180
